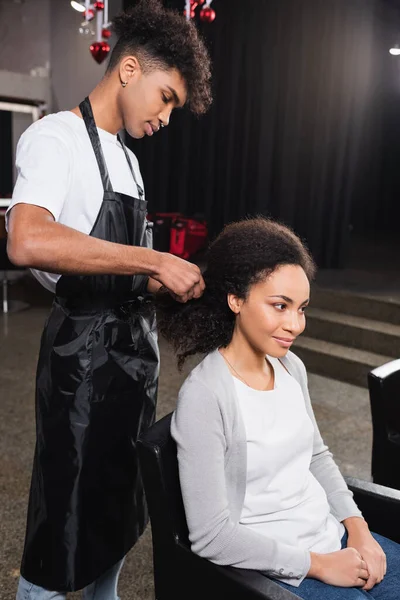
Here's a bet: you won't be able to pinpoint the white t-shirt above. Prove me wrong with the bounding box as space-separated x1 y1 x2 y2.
235 356 345 554
7 111 144 293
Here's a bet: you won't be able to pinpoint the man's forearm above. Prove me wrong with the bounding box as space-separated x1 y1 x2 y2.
8 205 162 277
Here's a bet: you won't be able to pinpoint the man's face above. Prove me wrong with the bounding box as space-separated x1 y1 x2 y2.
120 66 187 139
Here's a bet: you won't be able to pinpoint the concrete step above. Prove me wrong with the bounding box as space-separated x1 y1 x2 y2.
293 336 392 388
306 308 400 359
311 286 400 325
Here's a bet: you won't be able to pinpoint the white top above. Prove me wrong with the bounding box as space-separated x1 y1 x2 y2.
6 111 144 293
235 356 345 554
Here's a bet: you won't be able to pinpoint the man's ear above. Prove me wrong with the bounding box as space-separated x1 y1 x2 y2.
119 55 141 85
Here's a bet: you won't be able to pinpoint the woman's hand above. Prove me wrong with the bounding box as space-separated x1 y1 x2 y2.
308 548 369 587
344 517 387 591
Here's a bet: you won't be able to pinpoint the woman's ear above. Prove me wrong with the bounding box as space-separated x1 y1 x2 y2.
227 294 243 315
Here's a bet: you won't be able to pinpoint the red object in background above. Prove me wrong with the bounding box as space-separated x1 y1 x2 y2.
84 8 95 21
147 213 208 259
90 41 111 64
170 217 208 260
94 1 105 9
184 8 196 19
102 28 112 39
200 6 216 22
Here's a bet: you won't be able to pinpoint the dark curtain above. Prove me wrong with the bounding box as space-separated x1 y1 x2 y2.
350 0 400 236
124 0 398 267
0 110 12 198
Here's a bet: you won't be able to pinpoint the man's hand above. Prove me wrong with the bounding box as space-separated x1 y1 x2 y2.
344 517 386 591
147 277 163 294
152 252 205 303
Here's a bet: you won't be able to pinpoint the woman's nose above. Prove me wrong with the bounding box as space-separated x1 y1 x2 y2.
284 311 305 335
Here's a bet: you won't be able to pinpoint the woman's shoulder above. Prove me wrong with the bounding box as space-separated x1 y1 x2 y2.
179 350 225 396
176 349 234 415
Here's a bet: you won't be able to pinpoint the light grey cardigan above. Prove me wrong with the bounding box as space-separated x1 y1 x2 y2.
171 349 363 587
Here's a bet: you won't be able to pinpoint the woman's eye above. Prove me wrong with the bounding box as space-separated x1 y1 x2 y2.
274 303 286 311
300 306 308 314
162 94 170 104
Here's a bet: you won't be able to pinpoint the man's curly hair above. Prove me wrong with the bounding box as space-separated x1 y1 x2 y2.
157 217 316 368
108 0 212 115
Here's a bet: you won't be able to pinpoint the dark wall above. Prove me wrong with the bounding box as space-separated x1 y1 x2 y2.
0 111 12 198
124 0 400 267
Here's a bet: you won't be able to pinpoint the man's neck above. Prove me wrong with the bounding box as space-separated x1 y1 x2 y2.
71 76 123 135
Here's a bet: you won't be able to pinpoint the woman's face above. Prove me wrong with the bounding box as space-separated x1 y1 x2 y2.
119 62 187 139
229 265 310 358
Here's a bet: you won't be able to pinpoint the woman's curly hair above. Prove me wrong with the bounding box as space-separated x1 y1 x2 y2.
108 0 212 115
157 217 316 369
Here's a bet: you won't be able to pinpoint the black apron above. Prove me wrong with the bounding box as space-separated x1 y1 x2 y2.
21 97 159 591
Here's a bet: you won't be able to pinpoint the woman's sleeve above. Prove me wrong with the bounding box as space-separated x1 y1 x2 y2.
290 354 363 523
171 376 311 587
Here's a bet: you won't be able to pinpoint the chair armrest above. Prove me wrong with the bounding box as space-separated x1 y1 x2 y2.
345 476 400 542
175 543 300 600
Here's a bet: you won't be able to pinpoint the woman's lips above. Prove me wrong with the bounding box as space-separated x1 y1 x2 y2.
144 122 153 136
273 337 295 348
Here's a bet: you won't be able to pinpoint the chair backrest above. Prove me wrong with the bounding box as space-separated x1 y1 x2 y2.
369 359 400 489
138 412 190 546
138 412 192 598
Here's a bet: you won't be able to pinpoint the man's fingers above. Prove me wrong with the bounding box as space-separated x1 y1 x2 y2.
192 281 204 299
198 274 206 292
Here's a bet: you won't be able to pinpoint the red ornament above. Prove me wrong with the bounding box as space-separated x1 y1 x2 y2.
200 6 216 22
94 1 104 9
84 8 95 21
184 8 196 19
90 41 110 64
197 0 205 4
102 28 112 39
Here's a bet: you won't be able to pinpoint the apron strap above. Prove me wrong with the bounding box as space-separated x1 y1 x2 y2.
117 134 145 201
79 97 113 193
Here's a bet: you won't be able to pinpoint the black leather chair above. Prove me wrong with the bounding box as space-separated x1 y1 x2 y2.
369 360 400 490
138 412 400 600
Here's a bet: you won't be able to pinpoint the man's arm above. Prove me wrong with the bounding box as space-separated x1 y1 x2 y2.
7 203 204 300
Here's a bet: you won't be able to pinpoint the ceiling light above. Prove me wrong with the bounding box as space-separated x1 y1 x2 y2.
389 44 400 56
71 1 86 12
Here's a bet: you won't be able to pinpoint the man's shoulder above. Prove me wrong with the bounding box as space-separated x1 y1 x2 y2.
20 112 82 147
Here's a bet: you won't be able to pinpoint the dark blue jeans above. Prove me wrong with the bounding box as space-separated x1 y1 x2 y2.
277 532 400 599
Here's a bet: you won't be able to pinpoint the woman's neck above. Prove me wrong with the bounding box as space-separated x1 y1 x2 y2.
219 332 274 391
222 337 265 372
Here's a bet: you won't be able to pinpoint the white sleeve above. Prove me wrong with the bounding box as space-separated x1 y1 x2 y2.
6 127 71 228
